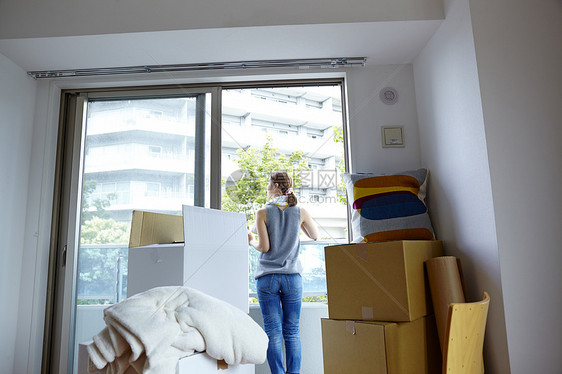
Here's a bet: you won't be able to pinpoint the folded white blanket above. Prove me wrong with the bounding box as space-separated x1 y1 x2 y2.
86 286 268 373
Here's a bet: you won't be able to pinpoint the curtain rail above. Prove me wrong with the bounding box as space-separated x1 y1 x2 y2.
27 57 367 79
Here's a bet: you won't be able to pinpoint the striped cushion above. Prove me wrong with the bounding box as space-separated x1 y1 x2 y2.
341 168 435 243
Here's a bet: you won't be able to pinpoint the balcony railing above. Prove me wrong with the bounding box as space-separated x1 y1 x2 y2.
77 240 343 306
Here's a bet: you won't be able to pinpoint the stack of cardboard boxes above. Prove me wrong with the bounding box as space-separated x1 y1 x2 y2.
321 240 443 374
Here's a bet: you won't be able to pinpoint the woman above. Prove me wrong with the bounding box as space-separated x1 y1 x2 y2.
248 171 318 374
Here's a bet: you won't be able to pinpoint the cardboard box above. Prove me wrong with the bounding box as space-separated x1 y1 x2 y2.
127 206 249 313
321 316 441 374
129 210 184 248
325 240 442 322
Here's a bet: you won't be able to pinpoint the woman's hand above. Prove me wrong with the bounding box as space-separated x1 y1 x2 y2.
249 209 270 253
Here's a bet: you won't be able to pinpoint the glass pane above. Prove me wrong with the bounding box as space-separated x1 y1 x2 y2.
72 95 211 373
220 85 348 300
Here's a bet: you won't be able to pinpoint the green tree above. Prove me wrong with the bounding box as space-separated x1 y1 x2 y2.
222 134 310 225
78 180 129 305
80 216 129 245
333 126 347 205
80 179 129 245
81 179 115 222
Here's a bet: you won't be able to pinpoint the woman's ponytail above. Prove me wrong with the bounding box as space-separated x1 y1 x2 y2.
270 171 298 206
285 188 298 207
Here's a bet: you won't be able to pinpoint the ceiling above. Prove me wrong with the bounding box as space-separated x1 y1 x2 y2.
0 21 442 74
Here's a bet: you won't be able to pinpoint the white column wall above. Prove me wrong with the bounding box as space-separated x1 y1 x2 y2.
468 0 562 372
0 53 37 374
13 79 60 374
412 0 510 372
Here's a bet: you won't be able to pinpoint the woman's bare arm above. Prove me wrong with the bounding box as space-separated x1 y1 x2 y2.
249 208 270 253
300 207 319 240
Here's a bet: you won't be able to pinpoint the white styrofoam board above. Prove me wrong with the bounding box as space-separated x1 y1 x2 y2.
182 205 249 313
127 206 249 312
177 352 255 374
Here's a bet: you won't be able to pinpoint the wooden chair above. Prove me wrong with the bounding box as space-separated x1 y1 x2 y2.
442 292 490 374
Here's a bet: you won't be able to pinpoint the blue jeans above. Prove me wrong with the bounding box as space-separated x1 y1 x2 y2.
257 273 302 374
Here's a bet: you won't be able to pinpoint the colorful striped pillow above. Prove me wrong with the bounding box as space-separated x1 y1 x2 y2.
341 168 435 243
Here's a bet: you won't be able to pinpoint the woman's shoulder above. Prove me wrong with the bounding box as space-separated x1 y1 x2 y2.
255 207 267 223
299 206 311 218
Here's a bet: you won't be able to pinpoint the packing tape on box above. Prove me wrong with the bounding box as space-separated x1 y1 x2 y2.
425 256 466 352
345 321 356 335
150 248 164 264
355 243 369 262
361 306 374 320
342 247 409 318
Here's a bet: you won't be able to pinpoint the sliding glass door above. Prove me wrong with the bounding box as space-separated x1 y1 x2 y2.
47 88 218 374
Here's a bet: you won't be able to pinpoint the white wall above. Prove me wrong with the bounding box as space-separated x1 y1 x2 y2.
13 79 61 374
0 53 37 374
345 64 422 173
468 0 562 372
412 0 510 372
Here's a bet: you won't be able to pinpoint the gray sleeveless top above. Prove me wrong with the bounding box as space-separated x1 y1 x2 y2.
254 204 302 279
